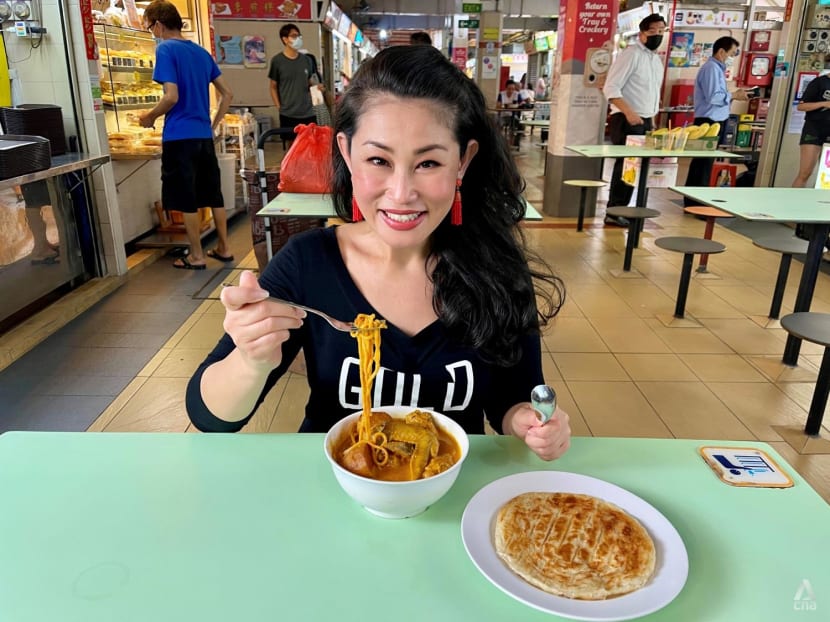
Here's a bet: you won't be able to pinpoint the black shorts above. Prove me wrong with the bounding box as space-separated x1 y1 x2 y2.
799 119 830 146
161 138 223 213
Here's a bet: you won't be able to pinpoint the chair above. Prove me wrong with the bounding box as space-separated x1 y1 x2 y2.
683 205 733 272
605 206 661 272
564 179 606 231
753 237 814 320
655 236 726 318
780 312 830 436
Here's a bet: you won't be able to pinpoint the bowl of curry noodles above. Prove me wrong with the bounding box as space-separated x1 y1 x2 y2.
324 406 469 519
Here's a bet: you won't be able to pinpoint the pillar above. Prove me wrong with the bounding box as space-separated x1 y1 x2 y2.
474 11 503 106
543 1 618 217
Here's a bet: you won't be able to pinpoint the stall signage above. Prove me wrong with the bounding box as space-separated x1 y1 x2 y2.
458 19 479 28
462 3 481 13
210 1 312 20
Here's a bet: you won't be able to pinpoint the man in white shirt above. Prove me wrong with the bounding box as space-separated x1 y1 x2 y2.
602 13 666 225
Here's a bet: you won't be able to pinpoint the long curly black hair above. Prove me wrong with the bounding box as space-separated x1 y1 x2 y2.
330 45 564 366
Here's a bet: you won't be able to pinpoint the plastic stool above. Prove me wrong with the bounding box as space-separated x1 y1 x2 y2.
780 312 830 436
606 206 661 272
564 179 606 232
655 236 726 318
683 205 733 272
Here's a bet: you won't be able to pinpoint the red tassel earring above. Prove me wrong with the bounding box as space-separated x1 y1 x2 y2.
451 179 462 225
351 196 363 222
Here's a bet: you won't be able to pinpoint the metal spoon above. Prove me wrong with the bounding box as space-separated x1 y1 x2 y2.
530 384 557 424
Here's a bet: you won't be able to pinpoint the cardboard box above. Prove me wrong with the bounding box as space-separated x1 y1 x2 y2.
685 136 719 151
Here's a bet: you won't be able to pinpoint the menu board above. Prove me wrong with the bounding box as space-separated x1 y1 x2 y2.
211 1 312 20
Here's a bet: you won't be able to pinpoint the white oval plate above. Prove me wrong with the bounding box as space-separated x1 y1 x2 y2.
461 471 688 621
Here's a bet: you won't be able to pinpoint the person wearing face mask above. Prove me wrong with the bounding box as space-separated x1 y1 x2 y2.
602 13 666 225
792 55 830 187
682 36 747 202
268 24 317 133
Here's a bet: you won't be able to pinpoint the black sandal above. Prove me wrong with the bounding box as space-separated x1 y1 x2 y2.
173 256 206 270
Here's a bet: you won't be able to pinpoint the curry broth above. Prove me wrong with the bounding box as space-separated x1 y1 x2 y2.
334 415 461 482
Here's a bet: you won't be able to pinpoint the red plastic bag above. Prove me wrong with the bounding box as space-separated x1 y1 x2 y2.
277 123 333 193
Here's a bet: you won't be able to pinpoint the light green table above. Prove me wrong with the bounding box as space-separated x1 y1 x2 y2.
0 433 826 621
567 144 741 246
257 193 542 260
671 186 830 366
567 144 740 160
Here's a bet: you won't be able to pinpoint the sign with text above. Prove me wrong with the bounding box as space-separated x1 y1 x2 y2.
458 19 479 28
210 1 313 20
462 3 481 13
452 47 468 71
564 0 615 64
482 27 500 40
79 0 98 60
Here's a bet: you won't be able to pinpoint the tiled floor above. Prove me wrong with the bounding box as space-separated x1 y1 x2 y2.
2 138 830 504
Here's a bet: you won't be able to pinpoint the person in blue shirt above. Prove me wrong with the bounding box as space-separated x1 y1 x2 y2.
139 0 234 269
682 36 747 204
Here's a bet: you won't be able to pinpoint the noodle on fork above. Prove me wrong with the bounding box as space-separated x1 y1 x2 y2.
351 314 388 463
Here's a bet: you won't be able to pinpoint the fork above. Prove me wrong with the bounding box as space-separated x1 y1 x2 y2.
220 283 356 332
265 296 357 332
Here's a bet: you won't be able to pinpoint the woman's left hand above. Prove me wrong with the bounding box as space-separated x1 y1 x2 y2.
506 402 571 461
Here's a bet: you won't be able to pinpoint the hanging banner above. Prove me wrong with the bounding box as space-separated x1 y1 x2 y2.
211 1 313 20
79 0 98 61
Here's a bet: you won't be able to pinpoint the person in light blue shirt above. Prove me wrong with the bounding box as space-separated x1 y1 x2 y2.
682 36 748 203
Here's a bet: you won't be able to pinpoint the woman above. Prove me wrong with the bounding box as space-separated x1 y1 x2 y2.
792 65 830 187
186 45 570 461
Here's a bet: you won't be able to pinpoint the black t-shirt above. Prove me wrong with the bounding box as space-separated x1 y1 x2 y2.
186 227 544 434
802 74 830 122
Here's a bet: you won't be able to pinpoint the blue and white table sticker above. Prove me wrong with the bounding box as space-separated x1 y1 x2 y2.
698 446 794 488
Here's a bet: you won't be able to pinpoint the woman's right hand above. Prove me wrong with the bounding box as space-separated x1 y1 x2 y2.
220 270 305 372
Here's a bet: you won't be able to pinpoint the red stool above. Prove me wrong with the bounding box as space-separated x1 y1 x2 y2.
683 205 733 272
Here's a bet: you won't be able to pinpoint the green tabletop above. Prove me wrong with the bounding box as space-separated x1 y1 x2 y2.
0 433 826 621
257 192 335 219
568 144 740 159
671 186 830 223
258 193 542 221
521 119 550 128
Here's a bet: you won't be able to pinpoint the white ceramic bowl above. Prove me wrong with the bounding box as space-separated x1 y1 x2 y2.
324 406 470 519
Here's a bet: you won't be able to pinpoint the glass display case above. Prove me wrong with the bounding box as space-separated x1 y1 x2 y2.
93 24 163 156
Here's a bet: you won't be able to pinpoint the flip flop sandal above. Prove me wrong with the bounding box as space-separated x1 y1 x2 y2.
173 256 206 270
206 249 235 262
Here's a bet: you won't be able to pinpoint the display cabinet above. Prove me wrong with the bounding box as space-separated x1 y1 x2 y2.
93 24 163 155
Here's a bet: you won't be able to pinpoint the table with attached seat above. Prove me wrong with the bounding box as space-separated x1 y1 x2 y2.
567 145 740 245
671 186 830 366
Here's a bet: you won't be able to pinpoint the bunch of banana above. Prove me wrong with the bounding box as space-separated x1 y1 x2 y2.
683 123 710 140
651 128 669 136
705 122 721 137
